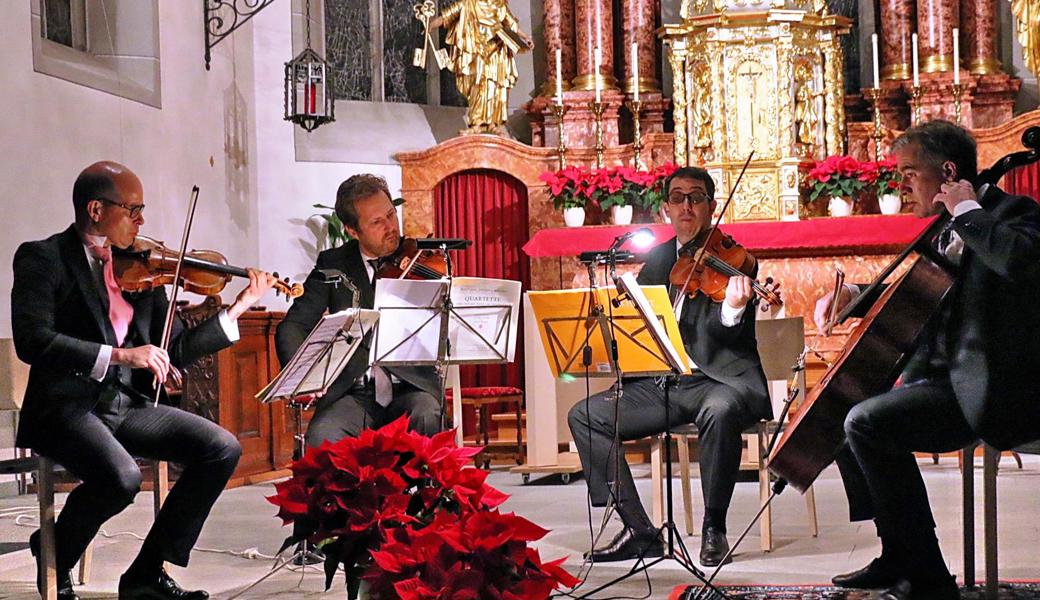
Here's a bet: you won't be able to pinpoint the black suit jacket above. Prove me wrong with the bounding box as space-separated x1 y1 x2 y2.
637 237 771 420
274 239 441 401
850 188 1040 449
11 225 234 448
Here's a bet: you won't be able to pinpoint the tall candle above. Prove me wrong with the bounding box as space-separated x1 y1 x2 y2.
595 2 602 56
911 33 919 87
871 33 880 88
631 42 639 102
555 48 563 105
952 28 960 84
594 48 602 104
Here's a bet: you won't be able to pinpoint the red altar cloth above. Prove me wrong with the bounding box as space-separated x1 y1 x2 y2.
522 215 931 258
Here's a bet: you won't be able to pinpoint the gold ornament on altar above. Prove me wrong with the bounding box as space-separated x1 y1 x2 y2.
413 0 449 70
427 0 533 135
691 62 714 151
1012 0 1040 79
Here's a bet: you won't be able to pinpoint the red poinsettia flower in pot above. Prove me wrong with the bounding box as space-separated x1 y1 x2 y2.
267 416 578 599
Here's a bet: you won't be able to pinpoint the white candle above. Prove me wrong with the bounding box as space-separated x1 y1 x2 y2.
952 28 960 84
871 33 881 88
911 33 920 87
555 48 563 105
631 42 640 102
594 47 602 104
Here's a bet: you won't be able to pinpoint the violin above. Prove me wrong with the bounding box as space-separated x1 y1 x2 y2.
374 237 448 280
669 229 783 308
112 236 303 299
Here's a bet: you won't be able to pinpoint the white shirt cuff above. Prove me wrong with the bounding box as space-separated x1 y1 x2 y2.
953 200 983 218
843 283 862 300
719 302 746 327
218 309 240 342
91 345 112 381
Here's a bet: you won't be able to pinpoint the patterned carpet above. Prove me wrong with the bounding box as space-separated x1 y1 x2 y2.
671 582 1040 600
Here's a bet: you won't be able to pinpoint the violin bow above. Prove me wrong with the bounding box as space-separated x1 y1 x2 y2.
672 151 755 312
152 185 201 406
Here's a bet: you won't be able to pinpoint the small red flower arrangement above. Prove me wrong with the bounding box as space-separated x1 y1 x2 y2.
267 416 579 599
539 162 678 212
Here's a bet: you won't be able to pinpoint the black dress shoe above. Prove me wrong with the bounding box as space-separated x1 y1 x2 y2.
29 530 80 600
699 526 731 567
585 527 663 563
832 557 900 589
879 577 959 600
118 568 210 600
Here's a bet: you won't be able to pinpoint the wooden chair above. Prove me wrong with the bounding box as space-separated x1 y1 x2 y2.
649 317 818 552
445 385 524 468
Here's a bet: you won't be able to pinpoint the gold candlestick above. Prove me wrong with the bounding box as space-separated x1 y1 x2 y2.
590 101 605 169
951 82 967 125
863 87 884 163
550 103 568 170
909 85 923 126
627 99 644 170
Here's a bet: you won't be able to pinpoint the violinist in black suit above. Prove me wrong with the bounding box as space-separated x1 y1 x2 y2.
816 121 1040 600
275 174 442 449
568 166 771 566
12 161 277 599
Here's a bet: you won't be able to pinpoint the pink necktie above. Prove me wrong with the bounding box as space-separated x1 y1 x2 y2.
88 245 134 346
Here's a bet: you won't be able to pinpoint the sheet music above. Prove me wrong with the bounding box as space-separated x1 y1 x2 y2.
616 273 689 373
372 278 447 364
258 308 378 402
448 277 522 362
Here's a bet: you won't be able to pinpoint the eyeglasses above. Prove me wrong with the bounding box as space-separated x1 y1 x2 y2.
98 198 145 219
667 192 711 206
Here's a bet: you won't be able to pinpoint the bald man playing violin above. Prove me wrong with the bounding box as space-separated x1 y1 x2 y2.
276 174 442 451
11 161 277 600
568 166 772 567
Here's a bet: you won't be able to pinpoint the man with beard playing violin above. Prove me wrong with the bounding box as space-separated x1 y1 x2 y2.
12 161 278 599
568 166 773 566
815 120 1040 600
275 173 442 450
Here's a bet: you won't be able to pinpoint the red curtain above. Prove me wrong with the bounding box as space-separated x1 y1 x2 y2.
434 169 530 390
1001 162 1040 202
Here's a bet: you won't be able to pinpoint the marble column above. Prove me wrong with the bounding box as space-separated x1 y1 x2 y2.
621 0 660 94
574 0 617 90
540 0 576 97
960 0 1001 75
917 0 959 73
879 0 914 80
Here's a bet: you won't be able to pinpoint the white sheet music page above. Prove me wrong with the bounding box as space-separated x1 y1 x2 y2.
617 273 689 373
448 277 522 363
372 278 448 365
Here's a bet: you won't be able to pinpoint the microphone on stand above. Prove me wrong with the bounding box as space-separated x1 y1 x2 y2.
318 269 360 310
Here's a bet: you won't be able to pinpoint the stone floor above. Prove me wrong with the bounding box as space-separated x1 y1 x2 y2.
1 454 1037 599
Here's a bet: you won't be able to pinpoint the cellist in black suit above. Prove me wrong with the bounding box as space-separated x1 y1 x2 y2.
816 121 1040 600
12 161 277 600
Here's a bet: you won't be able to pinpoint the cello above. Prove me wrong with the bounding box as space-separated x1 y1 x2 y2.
768 126 1040 492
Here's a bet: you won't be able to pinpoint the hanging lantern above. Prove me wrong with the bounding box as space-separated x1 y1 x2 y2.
284 48 335 131
283 0 334 132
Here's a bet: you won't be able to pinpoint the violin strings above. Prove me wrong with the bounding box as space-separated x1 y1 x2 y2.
703 255 778 303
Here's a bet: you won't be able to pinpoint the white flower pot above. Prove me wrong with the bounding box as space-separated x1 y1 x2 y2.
611 205 633 225
879 193 902 215
828 196 854 217
563 206 586 227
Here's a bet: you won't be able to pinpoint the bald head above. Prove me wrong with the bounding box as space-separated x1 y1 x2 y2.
73 161 140 219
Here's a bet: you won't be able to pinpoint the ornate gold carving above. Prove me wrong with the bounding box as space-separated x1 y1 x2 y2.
1012 0 1040 78
666 41 689 165
731 171 778 221
691 62 714 151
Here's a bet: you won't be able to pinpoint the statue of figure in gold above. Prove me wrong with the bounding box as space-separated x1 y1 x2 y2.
692 63 713 149
795 84 820 149
430 0 533 135
1012 0 1040 79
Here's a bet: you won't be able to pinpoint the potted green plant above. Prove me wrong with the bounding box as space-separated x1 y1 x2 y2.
804 155 868 217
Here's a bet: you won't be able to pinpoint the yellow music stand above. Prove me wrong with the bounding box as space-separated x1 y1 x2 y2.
528 281 691 379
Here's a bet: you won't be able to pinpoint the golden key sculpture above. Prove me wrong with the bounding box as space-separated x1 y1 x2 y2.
413 0 448 69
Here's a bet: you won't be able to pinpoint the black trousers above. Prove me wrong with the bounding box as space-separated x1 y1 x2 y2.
304 381 442 448
567 374 756 529
842 378 977 581
32 403 241 571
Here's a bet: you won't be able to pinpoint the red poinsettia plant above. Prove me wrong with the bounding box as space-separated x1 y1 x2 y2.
539 162 678 212
857 156 902 195
804 155 869 202
267 416 579 600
